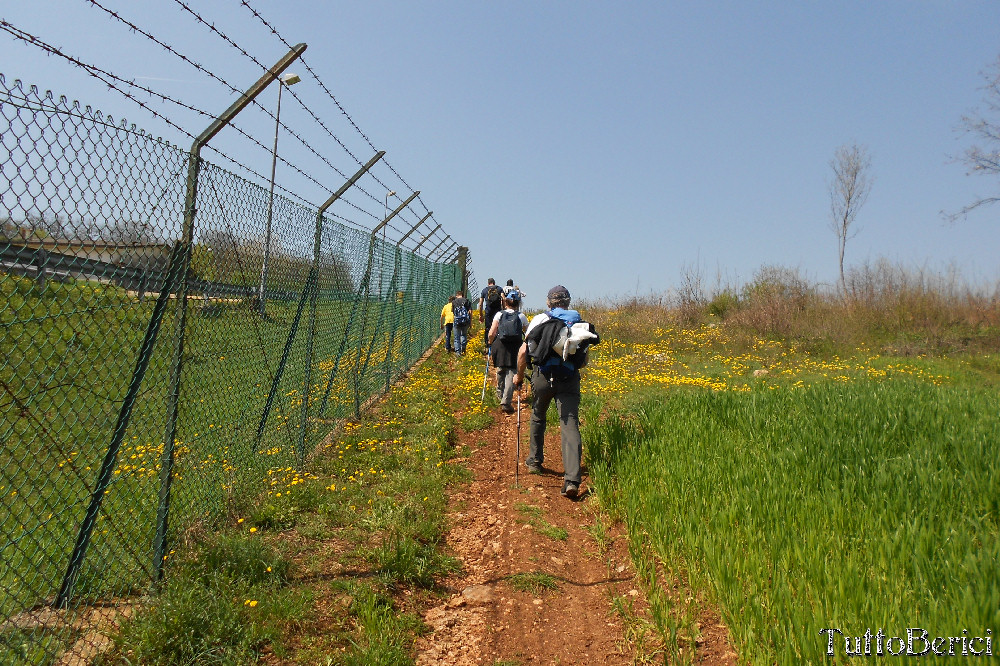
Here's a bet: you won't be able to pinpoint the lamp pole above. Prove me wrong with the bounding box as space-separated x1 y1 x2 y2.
258 71 301 316
379 190 395 297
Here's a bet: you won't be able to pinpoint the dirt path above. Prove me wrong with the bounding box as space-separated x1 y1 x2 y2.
413 354 742 665
414 379 646 665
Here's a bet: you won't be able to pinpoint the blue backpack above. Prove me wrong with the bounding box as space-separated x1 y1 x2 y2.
452 301 470 326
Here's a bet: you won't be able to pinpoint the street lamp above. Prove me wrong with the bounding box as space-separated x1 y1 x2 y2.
258 71 301 316
384 190 396 219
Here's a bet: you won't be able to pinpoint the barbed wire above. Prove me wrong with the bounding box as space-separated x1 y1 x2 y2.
1 74 448 290
163 0 426 239
0 21 198 138
163 0 406 220
161 1 357 178
77 0 388 225
0 21 282 204
0 19 396 234
1 12 452 255
105 0 443 243
234 0 435 218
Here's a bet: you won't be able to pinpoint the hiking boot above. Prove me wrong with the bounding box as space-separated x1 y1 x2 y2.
561 481 579 498
525 462 543 474
500 404 514 414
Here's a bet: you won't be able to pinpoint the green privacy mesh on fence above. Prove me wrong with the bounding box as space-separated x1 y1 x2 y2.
0 75 471 663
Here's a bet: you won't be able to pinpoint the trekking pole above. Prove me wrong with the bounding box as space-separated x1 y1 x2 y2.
515 385 521 488
480 352 490 404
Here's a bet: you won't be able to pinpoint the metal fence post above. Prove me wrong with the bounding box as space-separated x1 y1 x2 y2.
455 246 468 298
298 153 384 461
56 241 184 606
350 191 419 416
34 246 48 290
152 42 306 582
256 153 384 445
381 211 431 390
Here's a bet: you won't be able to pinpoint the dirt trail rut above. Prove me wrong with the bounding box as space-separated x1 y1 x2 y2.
414 382 643 665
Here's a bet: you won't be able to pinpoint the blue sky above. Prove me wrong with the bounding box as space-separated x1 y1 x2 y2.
2 1 999 308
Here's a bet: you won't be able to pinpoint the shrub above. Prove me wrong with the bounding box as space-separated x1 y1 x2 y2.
706 289 739 319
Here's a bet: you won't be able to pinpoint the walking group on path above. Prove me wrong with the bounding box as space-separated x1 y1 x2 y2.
441 279 600 499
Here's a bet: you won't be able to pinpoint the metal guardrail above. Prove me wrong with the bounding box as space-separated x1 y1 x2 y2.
0 242 312 301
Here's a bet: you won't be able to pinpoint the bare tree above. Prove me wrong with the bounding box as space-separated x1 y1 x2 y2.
829 143 873 295
950 55 1000 221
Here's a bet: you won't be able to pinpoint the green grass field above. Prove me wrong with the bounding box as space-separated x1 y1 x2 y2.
0 273 445 643
585 358 1000 663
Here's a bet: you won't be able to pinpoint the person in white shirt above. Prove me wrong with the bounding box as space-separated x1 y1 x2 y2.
487 290 528 413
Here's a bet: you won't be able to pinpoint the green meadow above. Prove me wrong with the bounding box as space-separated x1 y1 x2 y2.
581 292 1000 664
0 273 441 633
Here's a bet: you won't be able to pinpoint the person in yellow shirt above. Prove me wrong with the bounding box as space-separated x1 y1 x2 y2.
440 295 455 352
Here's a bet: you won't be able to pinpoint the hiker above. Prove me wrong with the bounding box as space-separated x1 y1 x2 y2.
478 278 505 354
503 279 525 311
451 289 472 355
487 289 528 414
439 295 455 352
514 285 600 499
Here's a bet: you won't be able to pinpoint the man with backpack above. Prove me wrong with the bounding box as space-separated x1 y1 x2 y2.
514 285 600 499
439 295 455 352
478 278 505 354
487 290 528 414
450 290 472 355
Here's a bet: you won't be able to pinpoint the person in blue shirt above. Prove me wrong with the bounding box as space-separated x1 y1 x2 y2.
451 290 472 354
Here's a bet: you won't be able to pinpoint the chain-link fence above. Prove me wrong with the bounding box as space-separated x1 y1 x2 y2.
0 74 472 663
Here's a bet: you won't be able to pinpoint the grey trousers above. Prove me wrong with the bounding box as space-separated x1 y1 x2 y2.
495 366 516 407
526 368 582 483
